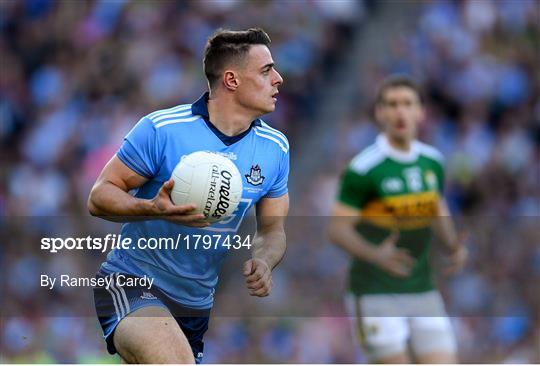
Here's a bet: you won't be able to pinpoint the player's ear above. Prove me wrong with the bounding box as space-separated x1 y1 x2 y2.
223 70 239 91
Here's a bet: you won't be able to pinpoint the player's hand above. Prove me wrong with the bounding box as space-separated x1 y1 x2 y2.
442 232 469 275
370 231 415 278
243 258 272 297
150 179 210 227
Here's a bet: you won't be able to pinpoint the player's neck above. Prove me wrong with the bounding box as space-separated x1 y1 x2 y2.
385 134 412 152
207 94 257 137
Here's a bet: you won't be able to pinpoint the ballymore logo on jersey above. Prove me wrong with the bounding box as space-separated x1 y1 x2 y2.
245 165 265 186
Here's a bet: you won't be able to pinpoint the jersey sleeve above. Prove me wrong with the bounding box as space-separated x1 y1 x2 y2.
264 149 289 198
116 117 162 178
337 167 372 210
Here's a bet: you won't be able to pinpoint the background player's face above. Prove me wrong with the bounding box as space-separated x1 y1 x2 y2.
235 45 283 115
376 86 425 144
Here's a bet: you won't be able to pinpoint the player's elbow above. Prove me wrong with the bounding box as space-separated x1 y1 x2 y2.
87 197 98 217
87 199 99 217
87 185 102 217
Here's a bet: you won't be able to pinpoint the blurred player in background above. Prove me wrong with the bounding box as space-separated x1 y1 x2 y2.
87 28 288 363
329 75 468 363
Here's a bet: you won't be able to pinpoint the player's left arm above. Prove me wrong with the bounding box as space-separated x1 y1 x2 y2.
243 193 289 297
432 198 468 275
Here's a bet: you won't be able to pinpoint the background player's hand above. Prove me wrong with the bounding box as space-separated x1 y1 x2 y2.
370 231 415 278
442 232 469 275
243 258 272 297
150 179 209 227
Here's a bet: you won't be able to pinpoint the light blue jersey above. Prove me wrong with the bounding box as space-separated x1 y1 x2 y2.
101 93 289 309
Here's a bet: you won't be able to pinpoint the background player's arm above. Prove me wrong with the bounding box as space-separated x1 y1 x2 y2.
433 199 459 250
243 193 289 297
328 202 414 277
88 156 208 227
432 198 468 274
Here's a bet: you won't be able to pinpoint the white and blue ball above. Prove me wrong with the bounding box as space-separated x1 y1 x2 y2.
170 151 242 223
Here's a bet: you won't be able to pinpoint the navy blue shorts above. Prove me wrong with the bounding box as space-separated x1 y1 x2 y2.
93 271 210 364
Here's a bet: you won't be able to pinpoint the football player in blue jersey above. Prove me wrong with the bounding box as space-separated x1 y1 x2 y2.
88 28 288 364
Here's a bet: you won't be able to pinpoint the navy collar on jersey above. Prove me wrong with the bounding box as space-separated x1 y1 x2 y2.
191 92 261 146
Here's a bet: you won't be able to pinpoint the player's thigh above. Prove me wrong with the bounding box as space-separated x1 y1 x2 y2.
114 306 195 364
408 317 457 364
345 294 411 363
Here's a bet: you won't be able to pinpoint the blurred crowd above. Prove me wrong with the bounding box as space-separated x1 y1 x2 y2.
1 0 539 363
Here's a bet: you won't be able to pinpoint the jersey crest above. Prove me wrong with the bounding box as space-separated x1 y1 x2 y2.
245 165 265 186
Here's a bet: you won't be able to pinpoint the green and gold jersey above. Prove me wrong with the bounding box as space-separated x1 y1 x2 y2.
338 134 445 295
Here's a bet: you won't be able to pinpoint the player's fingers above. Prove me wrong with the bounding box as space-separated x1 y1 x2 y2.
387 263 410 277
168 219 209 228
392 249 416 266
246 263 267 283
246 270 264 283
252 290 269 297
182 213 206 221
246 267 270 287
243 260 254 276
168 213 206 223
167 204 198 215
246 279 266 290
396 250 415 267
389 269 409 278
383 230 399 247
184 215 211 224
160 179 175 195
245 261 267 281
252 277 273 296
246 281 261 290
250 284 270 297
247 269 270 286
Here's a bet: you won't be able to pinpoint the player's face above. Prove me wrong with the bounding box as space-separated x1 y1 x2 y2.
236 45 283 115
376 87 424 143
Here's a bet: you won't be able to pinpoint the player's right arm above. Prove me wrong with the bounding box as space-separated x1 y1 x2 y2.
88 115 209 226
328 203 414 277
88 156 208 227
328 164 414 277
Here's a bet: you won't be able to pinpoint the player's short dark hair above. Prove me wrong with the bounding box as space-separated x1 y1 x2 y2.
203 28 271 89
375 74 424 105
